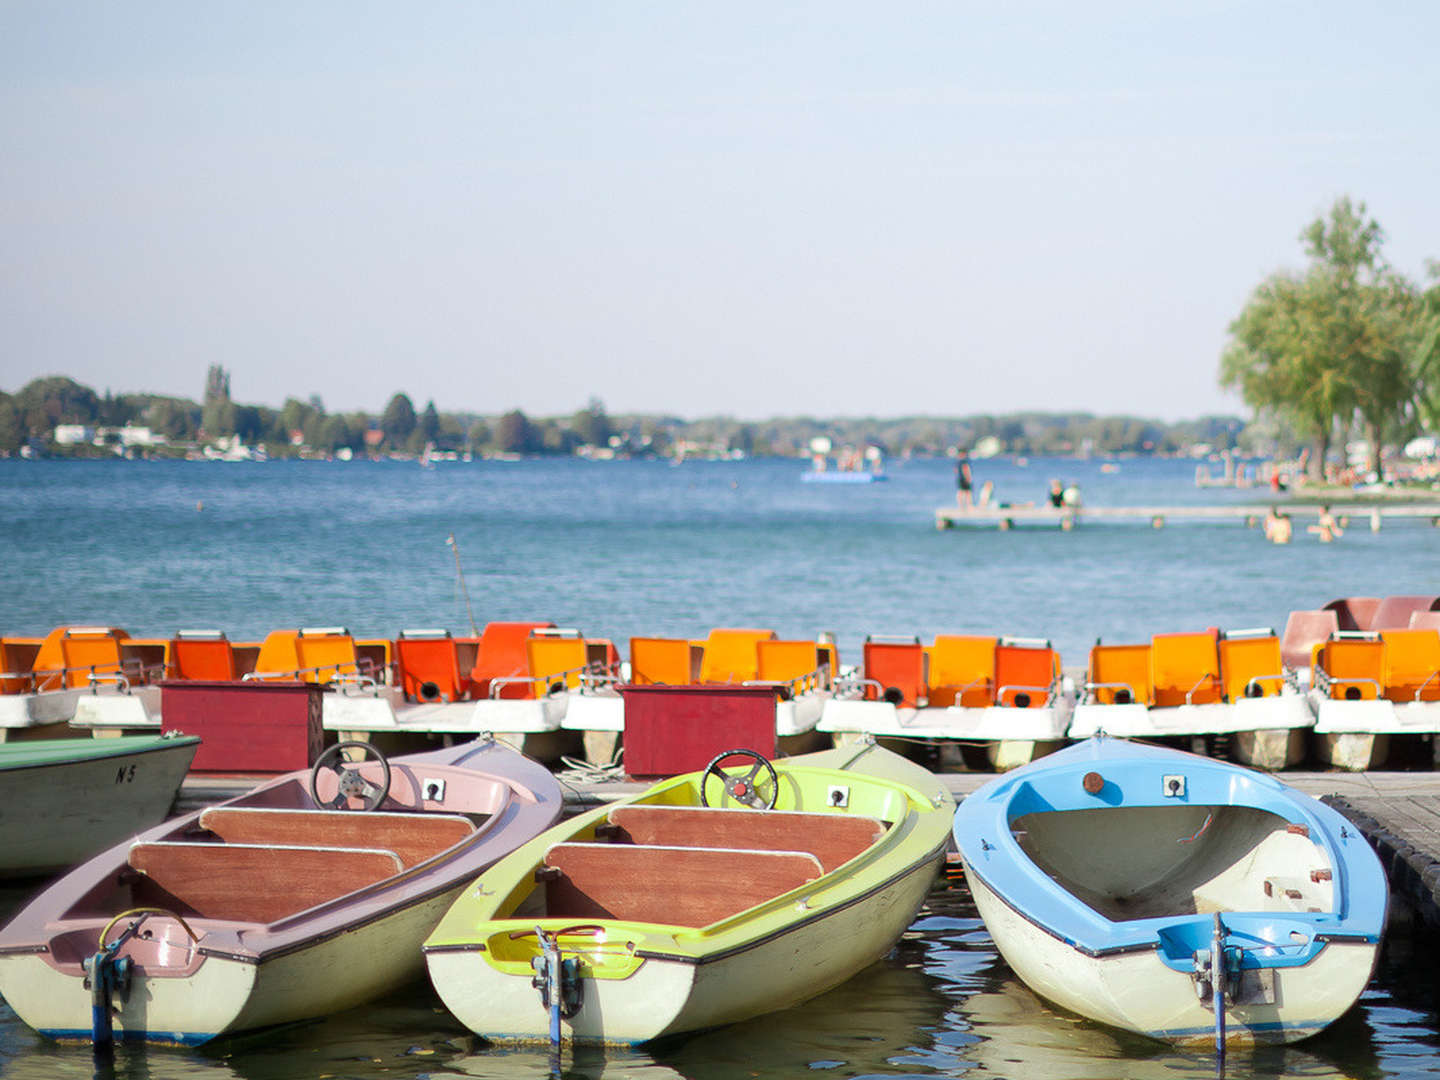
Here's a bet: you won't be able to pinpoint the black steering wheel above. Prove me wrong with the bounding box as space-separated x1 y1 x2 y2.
700 748 779 809
309 741 392 811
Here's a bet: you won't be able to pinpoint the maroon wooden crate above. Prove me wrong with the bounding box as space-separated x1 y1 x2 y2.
161 680 324 773
619 684 778 779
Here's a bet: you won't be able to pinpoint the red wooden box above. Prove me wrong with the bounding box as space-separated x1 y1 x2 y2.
161 680 324 773
619 684 778 779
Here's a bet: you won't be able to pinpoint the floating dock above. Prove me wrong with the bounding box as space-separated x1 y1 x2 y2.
935 502 1440 531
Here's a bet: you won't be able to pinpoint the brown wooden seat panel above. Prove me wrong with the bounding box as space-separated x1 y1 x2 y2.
603 805 884 873
540 842 823 927
197 808 474 867
127 841 403 923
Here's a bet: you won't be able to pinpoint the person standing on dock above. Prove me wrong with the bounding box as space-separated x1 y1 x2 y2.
955 450 974 509
1047 479 1064 508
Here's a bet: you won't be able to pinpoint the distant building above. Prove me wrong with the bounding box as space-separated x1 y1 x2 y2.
117 426 165 447
53 425 94 445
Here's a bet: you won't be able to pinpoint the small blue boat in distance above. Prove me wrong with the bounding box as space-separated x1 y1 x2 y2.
952 736 1387 1049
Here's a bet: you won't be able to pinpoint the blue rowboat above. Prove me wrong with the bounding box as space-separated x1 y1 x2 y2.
952 735 1387 1047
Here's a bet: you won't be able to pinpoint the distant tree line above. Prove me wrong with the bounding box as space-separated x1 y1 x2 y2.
0 370 1258 460
1222 196 1440 479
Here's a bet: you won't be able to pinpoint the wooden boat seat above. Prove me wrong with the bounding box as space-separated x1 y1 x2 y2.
926 635 995 707
539 842 823 927
628 636 702 685
698 628 777 684
1372 595 1440 630
396 629 469 702
1085 642 1151 705
1315 635 1384 700
127 841 404 923
1379 629 1440 703
602 805 884 873
471 621 555 699
994 638 1058 708
197 808 475 867
1150 632 1222 707
1218 630 1286 700
862 638 927 706
1280 610 1339 670
172 630 238 681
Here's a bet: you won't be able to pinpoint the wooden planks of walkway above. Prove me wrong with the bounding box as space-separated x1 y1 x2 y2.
935 502 1440 531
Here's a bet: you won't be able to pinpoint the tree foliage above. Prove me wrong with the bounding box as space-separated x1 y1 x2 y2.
1221 197 1428 476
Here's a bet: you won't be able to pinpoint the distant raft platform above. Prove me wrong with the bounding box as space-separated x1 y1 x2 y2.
935 502 1440 531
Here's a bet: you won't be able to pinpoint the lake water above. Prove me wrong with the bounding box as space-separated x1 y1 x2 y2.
1 455 1436 666
2 454 1440 1079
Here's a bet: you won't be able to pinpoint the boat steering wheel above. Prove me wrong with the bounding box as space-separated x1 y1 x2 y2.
700 748 779 810
309 741 392 811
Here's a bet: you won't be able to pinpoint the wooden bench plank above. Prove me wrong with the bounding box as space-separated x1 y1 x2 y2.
542 842 823 927
128 841 403 923
604 805 884 874
198 808 474 868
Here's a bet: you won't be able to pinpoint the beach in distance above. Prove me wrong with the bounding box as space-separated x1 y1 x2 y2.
1 454 1434 667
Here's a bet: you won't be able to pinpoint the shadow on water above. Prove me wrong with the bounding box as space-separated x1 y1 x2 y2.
3 874 1440 1079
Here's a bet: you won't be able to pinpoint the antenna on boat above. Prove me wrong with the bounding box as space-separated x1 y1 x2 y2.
446 533 480 637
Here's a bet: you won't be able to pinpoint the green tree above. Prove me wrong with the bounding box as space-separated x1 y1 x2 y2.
1221 197 1425 478
419 400 441 444
571 397 612 447
201 364 235 436
495 410 533 453
0 395 21 452
15 376 100 436
380 393 417 446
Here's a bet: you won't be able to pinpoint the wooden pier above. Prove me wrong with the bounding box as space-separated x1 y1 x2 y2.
935 502 1440 531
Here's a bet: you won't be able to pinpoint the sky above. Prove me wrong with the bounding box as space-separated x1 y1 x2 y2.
2 2 1437 422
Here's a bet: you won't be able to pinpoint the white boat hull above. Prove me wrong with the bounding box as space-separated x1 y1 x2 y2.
0 887 459 1043
966 870 1378 1045
0 738 197 876
819 698 1073 742
427 856 937 1044
1068 693 1313 738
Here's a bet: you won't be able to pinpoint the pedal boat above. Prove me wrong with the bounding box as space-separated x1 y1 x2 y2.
1307 626 1440 770
422 741 953 1045
951 736 1387 1047
561 631 836 765
0 736 562 1046
2 626 167 739
1067 629 1313 770
818 635 1073 770
325 625 615 763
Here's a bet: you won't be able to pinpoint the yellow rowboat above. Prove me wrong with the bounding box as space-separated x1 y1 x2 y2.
422 741 953 1045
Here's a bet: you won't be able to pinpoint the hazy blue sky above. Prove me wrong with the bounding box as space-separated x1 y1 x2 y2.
3 2 1436 421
